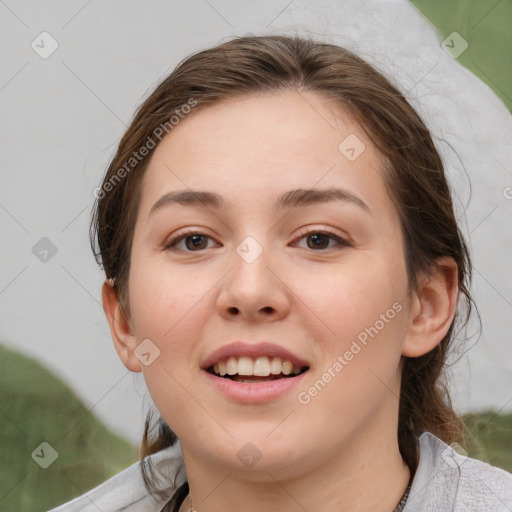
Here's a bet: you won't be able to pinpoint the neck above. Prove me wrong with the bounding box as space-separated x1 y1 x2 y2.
178 406 411 512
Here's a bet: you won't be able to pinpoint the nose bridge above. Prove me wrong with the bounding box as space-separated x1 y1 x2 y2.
231 233 274 296
235 235 266 266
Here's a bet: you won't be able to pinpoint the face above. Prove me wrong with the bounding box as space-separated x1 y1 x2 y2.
123 90 414 478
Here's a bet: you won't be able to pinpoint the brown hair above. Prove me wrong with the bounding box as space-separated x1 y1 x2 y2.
90 34 475 509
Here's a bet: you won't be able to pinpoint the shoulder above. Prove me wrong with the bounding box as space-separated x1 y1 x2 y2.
46 442 186 512
404 431 512 512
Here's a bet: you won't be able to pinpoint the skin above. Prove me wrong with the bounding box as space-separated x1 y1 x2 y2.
103 89 458 512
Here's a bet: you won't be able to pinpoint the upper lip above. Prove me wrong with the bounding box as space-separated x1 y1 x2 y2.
201 341 310 370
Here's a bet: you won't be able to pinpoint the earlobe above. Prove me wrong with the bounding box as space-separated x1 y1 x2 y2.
402 257 459 358
102 280 142 373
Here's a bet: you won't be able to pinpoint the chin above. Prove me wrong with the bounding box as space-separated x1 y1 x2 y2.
192 433 307 477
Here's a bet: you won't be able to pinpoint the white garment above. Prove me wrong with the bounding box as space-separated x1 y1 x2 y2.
48 432 512 512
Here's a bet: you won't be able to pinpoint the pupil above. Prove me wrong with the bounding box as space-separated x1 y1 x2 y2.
308 233 328 249
187 235 206 250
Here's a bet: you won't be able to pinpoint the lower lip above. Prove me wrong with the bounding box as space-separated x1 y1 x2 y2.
202 370 308 404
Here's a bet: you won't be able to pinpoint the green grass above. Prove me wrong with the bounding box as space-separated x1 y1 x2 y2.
0 343 137 512
463 411 512 472
410 0 512 111
1 343 510 511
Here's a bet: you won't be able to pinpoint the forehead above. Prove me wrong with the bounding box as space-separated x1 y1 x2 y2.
138 90 391 216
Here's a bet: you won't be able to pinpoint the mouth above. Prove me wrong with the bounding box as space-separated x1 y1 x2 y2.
206 356 309 383
201 341 311 402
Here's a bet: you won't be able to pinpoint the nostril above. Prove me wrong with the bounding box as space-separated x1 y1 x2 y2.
228 307 239 314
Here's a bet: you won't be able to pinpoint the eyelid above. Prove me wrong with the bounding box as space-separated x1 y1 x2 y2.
292 226 352 248
163 228 220 250
163 226 352 252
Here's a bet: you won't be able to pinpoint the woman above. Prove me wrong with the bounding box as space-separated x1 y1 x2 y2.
50 35 512 511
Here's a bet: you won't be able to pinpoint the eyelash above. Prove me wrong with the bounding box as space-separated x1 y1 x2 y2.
163 227 351 252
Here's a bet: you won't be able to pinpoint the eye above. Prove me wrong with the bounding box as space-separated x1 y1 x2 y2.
163 228 350 252
292 228 351 250
164 230 219 252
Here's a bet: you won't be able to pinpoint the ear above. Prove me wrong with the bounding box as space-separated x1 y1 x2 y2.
402 257 459 357
102 280 142 372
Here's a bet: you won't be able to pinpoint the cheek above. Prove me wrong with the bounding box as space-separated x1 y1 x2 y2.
127 254 210 340
129 268 204 433
295 291 408 444
295 256 407 351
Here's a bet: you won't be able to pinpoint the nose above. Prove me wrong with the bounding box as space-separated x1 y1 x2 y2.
216 241 291 323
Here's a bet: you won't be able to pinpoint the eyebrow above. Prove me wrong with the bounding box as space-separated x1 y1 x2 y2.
148 187 371 217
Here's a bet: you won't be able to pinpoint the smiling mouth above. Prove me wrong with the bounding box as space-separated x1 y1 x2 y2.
207 355 309 383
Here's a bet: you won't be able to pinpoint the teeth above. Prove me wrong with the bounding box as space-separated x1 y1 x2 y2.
270 357 282 375
237 356 253 376
211 356 304 378
282 360 293 375
226 357 237 376
253 357 270 376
